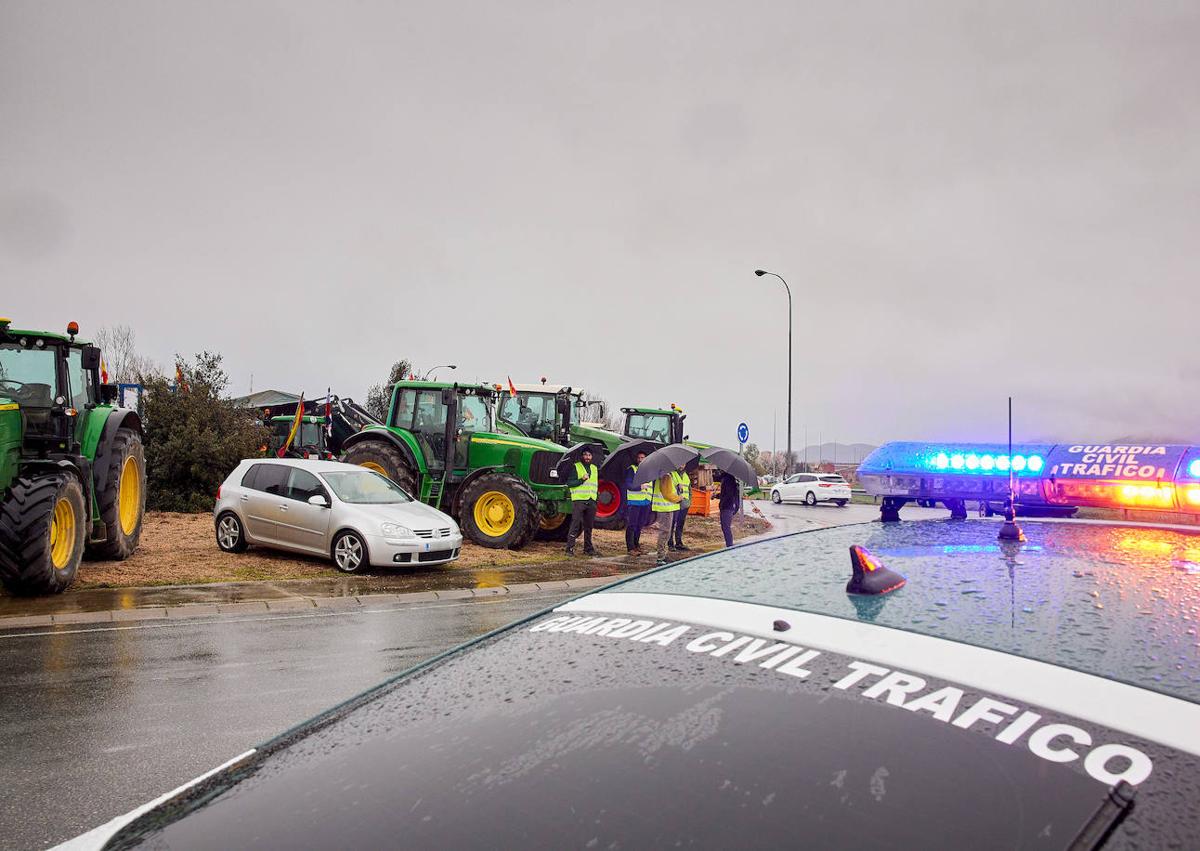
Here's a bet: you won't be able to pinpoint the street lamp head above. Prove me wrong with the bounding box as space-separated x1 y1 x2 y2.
754 269 767 276
448 364 458 370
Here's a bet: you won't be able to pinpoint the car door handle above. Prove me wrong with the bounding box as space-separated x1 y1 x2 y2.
240 495 249 502
278 504 288 512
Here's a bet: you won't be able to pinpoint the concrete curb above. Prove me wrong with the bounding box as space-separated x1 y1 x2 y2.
0 576 616 631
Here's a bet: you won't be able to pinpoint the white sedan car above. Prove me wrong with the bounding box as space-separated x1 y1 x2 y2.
213 459 462 572
771 472 851 506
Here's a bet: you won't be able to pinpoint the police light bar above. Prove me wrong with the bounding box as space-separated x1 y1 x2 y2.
858 441 1200 514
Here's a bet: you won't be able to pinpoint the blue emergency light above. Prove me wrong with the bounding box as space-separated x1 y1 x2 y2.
859 441 1200 513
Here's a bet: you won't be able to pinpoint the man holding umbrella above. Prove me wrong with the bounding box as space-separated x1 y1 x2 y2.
624 450 653 555
565 447 600 557
651 472 681 565
670 466 692 551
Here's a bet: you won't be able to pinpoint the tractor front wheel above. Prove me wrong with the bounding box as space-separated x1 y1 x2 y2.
534 510 571 542
0 475 87 595
460 473 539 550
89 428 146 560
342 441 418 496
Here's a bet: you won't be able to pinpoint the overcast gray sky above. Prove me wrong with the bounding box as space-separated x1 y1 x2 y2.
3 1 1198 450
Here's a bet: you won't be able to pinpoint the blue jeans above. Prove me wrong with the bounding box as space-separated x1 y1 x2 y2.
625 502 651 550
673 500 690 546
720 508 737 547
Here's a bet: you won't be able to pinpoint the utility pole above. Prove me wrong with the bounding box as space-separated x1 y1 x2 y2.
755 270 792 474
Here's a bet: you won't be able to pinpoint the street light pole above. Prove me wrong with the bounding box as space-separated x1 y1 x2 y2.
755 269 792 474
422 364 457 380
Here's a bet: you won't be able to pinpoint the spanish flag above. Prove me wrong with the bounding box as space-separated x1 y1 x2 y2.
277 394 305 458
174 363 190 393
507 376 517 398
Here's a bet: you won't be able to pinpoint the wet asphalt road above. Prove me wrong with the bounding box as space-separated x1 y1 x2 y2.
0 498 935 850
0 591 569 850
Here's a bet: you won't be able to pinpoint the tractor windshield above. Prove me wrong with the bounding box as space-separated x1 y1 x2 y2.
0 343 58 408
457 394 492 433
497 393 556 440
625 412 672 443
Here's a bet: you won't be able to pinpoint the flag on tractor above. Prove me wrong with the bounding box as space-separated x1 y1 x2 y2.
277 394 305 458
100 359 109 384
507 376 517 398
324 388 332 437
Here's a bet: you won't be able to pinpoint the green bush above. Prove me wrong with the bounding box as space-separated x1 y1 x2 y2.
143 352 268 512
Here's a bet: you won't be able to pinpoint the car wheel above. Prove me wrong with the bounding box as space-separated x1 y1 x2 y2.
215 512 248 553
771 490 782 504
332 530 368 573
804 491 818 506
835 499 848 507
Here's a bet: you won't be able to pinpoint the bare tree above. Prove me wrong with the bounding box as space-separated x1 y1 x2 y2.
94 324 158 383
580 396 622 432
365 358 413 421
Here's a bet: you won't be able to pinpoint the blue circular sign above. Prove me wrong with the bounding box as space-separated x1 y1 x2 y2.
737 422 749 444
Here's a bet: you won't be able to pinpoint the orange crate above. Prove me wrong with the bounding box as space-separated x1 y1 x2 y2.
688 488 716 516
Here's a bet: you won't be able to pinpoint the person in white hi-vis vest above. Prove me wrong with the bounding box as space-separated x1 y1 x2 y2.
565 448 599 556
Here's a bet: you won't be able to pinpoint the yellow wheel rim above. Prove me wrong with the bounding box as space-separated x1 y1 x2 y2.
473 491 515 537
118 455 141 536
50 497 77 570
359 461 389 478
540 512 567 531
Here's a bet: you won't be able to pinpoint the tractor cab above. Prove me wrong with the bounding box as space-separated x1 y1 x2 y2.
622 406 685 446
389 382 494 473
268 415 331 459
0 322 108 451
496 383 585 446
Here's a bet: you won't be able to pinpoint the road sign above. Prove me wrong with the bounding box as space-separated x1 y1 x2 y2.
737 422 749 444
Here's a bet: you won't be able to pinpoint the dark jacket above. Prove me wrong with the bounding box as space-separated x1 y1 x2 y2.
718 472 741 511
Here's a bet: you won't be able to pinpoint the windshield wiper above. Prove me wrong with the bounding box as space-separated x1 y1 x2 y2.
1065 780 1136 850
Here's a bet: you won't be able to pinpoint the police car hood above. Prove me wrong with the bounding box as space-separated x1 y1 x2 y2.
94 591 1200 849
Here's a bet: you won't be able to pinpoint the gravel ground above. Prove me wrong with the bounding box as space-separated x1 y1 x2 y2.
38 510 768 590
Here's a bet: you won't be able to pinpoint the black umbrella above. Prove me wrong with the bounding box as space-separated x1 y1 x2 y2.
700 446 759 486
631 444 700 487
597 439 660 483
554 442 607 479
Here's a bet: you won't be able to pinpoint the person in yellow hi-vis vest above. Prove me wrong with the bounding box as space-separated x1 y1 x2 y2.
670 466 692 551
565 448 599 556
652 471 681 565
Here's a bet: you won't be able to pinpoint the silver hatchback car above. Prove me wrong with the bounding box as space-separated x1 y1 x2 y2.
213 459 462 572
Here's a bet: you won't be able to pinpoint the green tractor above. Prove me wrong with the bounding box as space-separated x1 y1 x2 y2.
495 384 702 528
341 381 573 548
0 318 146 594
264 396 381 459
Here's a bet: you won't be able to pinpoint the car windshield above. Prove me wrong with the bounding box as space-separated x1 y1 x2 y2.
0 343 58 407
615 519 1200 704
321 470 412 504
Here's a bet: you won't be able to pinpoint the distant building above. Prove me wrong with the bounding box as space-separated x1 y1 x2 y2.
230 389 301 409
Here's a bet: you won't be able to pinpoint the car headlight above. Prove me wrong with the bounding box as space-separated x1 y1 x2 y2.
381 523 414 538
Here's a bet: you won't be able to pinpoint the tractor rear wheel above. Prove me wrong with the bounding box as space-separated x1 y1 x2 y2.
342 441 418 496
593 479 626 531
460 473 538 550
0 475 87 595
534 510 571 541
88 428 146 560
